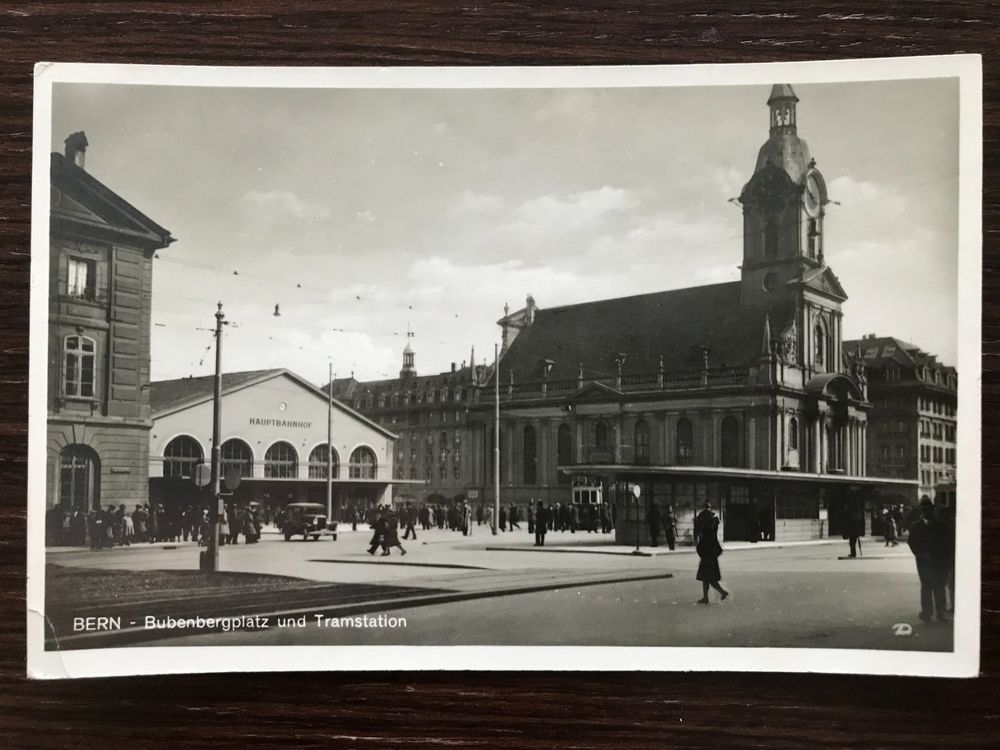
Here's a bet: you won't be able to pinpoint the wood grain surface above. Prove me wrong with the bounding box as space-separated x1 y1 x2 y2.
0 3 997 748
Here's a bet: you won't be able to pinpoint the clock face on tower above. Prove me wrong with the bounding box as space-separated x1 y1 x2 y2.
804 171 823 217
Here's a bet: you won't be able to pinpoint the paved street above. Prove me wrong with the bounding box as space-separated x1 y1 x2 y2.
47 526 951 651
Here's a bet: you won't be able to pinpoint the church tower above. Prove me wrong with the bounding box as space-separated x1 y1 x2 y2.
738 84 846 375
400 328 416 379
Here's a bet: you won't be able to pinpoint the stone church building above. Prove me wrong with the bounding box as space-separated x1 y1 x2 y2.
466 84 914 544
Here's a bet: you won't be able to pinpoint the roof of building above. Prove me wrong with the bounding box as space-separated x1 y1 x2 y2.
51 150 175 250
767 83 799 103
494 282 790 384
844 336 957 380
327 363 478 400
150 368 397 438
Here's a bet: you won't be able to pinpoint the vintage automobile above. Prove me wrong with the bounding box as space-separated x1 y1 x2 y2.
282 502 337 541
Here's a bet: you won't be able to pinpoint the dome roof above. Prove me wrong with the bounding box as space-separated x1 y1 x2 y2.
754 134 812 185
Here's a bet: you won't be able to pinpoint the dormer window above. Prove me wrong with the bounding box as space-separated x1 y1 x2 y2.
67 257 96 300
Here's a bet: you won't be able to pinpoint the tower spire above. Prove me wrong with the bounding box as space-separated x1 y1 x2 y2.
400 324 416 378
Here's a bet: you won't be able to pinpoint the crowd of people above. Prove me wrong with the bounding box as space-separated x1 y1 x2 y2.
45 502 269 549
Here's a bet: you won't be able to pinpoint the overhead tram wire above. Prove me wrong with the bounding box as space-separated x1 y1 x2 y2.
150 169 959 311
147 171 958 380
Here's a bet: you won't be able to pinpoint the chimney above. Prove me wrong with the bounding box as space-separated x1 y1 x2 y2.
525 294 536 325
64 131 88 169
451 362 456 373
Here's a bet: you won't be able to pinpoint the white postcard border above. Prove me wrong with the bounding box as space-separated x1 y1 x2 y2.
27 55 982 679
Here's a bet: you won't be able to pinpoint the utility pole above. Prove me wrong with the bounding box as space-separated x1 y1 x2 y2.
494 342 500 536
326 361 333 522
207 301 225 572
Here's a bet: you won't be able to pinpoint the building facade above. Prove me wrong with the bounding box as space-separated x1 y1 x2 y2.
465 84 913 544
47 132 175 516
844 335 957 501
328 342 482 506
149 369 402 513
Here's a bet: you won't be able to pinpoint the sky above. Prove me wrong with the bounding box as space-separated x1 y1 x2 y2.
51 76 960 385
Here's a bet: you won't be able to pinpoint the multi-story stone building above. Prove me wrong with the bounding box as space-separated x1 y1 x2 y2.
844 335 957 501
464 84 914 544
46 132 175 518
328 337 482 506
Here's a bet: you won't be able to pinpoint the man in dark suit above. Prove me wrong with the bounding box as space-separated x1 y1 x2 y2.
908 497 953 623
534 501 549 547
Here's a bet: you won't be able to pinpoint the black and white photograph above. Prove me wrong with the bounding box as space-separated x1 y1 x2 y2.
27 58 981 678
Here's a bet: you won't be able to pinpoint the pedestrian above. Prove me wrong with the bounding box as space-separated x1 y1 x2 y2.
646 502 662 547
527 500 536 534
69 509 87 546
664 505 677 551
382 511 406 556
464 502 473 536
499 506 507 532
907 497 952 623
569 503 579 534
844 499 864 558
884 509 898 547
121 505 134 546
509 504 521 530
694 501 729 603
484 505 494 535
367 510 386 555
402 501 417 540
534 501 549 547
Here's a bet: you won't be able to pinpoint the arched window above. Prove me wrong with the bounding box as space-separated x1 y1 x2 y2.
788 417 799 452
59 445 100 511
349 446 377 479
721 416 740 468
557 423 572 485
594 421 610 452
264 441 298 478
163 435 203 479
307 444 339 479
764 219 779 258
63 334 96 398
814 323 826 369
634 420 650 463
676 418 693 464
221 439 254 478
523 425 537 484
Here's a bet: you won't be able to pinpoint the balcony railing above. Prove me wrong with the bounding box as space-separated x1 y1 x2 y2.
497 365 750 402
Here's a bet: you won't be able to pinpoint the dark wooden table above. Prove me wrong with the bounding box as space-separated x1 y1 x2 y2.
1 3 997 747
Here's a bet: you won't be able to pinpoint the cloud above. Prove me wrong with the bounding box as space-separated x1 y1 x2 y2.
242 189 332 222
456 190 505 216
355 209 375 223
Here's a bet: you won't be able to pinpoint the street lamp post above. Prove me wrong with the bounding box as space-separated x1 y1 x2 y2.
205 301 225 572
493 342 500 536
326 361 333 523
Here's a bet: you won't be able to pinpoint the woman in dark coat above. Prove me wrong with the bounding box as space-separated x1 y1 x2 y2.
381 512 407 556
694 501 729 603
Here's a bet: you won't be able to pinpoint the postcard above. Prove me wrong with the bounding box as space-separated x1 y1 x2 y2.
27 56 981 678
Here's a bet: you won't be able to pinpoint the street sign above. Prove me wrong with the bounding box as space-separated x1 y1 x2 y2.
193 463 212 488
631 483 641 499
224 469 242 491
467 490 479 500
